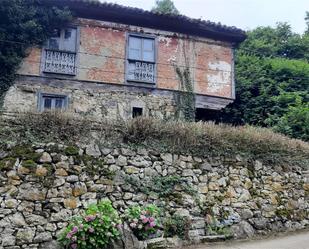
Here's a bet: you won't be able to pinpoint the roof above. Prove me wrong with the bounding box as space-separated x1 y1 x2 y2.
42 0 247 43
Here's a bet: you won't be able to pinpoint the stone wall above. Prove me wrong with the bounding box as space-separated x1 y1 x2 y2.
0 143 308 248
3 76 232 121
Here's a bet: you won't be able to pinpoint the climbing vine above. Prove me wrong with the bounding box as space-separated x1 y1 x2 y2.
174 40 196 121
175 66 196 121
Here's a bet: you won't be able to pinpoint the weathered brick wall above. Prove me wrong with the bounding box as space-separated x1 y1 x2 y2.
17 18 234 99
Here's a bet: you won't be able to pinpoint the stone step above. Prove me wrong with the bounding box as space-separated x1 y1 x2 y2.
190 217 206 230
200 234 233 243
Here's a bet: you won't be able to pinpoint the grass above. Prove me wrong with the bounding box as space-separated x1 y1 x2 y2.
0 112 308 168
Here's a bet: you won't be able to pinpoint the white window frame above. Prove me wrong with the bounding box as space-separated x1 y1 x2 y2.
38 92 69 112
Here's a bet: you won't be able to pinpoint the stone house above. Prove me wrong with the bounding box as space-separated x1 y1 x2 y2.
3 0 246 121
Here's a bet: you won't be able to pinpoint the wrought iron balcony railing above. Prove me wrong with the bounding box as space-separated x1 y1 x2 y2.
43 49 76 75
127 60 155 83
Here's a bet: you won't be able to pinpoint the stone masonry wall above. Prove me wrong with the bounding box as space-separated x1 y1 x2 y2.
0 143 308 248
3 79 177 121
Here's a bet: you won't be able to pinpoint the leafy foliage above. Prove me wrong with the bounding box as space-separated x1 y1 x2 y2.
163 214 191 239
0 0 72 105
59 200 122 249
219 20 309 141
272 101 309 141
305 11 309 34
151 0 180 15
124 204 161 240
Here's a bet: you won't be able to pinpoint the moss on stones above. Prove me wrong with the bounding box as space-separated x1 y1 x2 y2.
0 157 16 170
10 145 42 162
64 146 79 156
275 208 293 218
22 160 37 171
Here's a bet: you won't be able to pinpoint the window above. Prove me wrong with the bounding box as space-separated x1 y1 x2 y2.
43 28 77 75
132 107 143 118
127 35 156 83
38 93 68 112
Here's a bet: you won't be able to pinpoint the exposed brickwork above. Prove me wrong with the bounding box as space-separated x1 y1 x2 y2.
17 18 234 99
79 25 126 84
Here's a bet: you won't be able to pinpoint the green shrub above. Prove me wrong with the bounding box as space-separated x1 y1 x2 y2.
163 214 191 239
59 200 122 249
124 204 161 240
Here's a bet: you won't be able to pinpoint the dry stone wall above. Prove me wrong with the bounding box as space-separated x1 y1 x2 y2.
0 143 308 248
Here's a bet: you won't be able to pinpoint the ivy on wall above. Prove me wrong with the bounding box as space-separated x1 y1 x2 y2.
175 66 196 121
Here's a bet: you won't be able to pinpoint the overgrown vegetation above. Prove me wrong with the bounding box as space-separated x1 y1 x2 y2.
124 174 196 201
124 204 161 240
219 21 309 141
163 214 191 239
1 113 308 168
59 200 122 249
0 0 72 105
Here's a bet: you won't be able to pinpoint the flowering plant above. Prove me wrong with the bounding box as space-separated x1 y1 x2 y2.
124 204 161 240
59 200 122 249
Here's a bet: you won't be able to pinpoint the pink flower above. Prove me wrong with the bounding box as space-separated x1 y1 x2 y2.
149 217 155 222
72 226 78 233
142 217 149 224
88 227 95 233
71 243 77 249
140 215 146 220
66 232 73 239
85 215 95 222
149 221 156 228
130 222 137 228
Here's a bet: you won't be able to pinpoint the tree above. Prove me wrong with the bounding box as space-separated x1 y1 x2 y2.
0 0 72 106
218 20 309 141
305 11 309 34
273 101 309 141
151 0 180 15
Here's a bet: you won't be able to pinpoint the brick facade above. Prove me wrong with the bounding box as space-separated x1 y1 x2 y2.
3 8 243 120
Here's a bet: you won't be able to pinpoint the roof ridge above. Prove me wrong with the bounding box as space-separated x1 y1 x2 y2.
42 0 247 42
62 0 245 34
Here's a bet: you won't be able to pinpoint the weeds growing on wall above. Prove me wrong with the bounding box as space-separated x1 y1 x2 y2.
1 113 308 168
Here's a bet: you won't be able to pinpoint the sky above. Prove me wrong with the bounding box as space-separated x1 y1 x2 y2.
107 0 308 34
